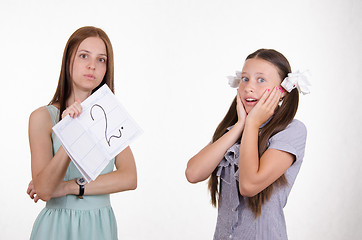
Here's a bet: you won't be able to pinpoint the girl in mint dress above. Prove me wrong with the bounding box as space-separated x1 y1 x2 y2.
27 26 137 240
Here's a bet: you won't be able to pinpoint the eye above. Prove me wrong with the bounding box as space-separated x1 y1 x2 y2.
79 54 87 59
98 58 107 63
241 77 249 82
258 78 265 83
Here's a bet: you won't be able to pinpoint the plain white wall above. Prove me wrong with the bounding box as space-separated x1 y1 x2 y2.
1 0 361 239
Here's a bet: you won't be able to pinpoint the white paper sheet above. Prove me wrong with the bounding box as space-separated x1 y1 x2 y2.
53 84 143 182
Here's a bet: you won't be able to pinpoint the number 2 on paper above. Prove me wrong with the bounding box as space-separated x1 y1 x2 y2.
90 104 123 146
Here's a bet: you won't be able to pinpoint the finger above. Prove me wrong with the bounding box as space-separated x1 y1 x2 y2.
266 87 281 109
236 90 246 113
27 187 33 195
259 88 271 104
67 106 77 118
34 195 40 203
74 103 82 117
236 89 242 105
67 110 73 118
27 181 33 194
29 190 36 199
61 110 67 119
62 100 83 119
70 106 77 118
70 102 82 118
62 109 70 119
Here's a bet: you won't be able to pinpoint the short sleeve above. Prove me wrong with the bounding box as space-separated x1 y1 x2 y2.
268 119 307 162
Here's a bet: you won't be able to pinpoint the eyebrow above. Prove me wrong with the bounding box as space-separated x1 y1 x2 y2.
78 49 107 57
241 71 265 75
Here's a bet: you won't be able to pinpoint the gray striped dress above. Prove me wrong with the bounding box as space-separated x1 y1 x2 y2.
213 119 307 240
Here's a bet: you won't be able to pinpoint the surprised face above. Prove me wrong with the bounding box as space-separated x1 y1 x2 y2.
237 58 285 113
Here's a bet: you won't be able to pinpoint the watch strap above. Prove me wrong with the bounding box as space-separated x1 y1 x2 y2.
78 184 85 199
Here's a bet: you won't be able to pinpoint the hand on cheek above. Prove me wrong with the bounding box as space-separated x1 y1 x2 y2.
236 89 247 126
246 87 282 127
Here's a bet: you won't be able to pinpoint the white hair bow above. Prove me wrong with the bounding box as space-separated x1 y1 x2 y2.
281 70 311 95
227 71 242 88
227 69 311 95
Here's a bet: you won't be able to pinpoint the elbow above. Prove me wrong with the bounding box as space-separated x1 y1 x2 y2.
128 174 137 190
238 182 258 198
117 176 137 192
130 178 137 190
185 168 202 184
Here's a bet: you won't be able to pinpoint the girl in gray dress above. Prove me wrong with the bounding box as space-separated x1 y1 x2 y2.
186 49 309 239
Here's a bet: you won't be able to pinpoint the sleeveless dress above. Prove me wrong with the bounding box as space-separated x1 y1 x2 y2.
30 105 118 240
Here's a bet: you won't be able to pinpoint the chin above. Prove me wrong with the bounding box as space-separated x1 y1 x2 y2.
245 107 253 114
85 81 102 90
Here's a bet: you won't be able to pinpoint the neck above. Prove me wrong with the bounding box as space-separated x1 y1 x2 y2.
67 88 92 106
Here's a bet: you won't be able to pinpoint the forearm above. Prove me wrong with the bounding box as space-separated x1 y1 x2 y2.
32 147 71 201
49 169 137 200
186 122 243 183
84 170 137 195
238 120 261 193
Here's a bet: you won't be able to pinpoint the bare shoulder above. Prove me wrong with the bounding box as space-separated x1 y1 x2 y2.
29 106 53 135
29 106 51 123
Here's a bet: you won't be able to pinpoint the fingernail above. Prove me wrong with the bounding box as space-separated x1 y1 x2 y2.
268 89 270 92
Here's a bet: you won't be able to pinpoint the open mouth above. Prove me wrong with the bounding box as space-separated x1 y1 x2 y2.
246 98 257 103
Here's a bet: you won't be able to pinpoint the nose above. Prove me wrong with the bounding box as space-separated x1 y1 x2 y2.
87 59 96 70
243 81 255 92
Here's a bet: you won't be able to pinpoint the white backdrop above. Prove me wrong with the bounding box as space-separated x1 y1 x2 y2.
1 0 361 239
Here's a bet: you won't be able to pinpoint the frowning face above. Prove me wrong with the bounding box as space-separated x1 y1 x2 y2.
70 37 107 93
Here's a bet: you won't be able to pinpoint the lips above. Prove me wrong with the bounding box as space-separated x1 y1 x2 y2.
84 74 95 80
244 97 258 106
245 98 257 102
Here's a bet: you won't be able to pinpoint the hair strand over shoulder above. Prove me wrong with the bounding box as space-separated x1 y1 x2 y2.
208 49 299 217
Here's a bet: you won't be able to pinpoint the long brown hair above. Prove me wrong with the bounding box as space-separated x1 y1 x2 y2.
208 49 299 217
49 26 115 117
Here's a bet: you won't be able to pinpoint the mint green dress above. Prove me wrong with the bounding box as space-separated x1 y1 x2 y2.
30 105 118 240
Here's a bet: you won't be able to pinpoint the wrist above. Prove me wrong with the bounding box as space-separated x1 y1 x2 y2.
76 177 87 199
245 118 261 130
65 180 79 195
233 121 245 132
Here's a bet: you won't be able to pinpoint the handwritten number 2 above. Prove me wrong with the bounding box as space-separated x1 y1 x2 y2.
90 104 123 146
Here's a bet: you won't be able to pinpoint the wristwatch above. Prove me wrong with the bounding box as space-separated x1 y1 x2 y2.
76 177 86 199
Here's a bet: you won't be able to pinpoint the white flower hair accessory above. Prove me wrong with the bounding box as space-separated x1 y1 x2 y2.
281 70 311 95
227 71 242 88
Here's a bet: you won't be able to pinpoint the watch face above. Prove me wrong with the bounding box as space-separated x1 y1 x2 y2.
77 177 86 186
